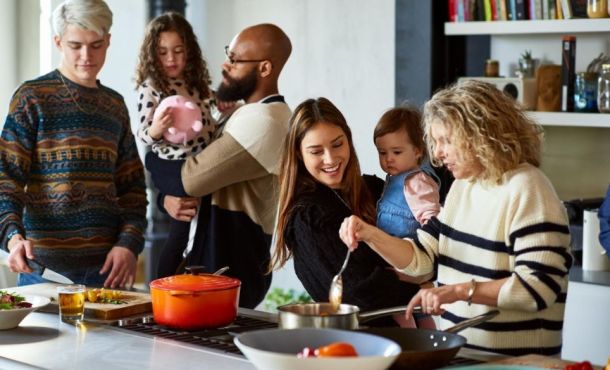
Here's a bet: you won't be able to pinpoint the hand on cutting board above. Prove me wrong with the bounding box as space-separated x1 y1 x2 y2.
100 246 137 289
6 234 34 273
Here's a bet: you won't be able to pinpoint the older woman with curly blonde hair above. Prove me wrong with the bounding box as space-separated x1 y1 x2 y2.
339 80 572 356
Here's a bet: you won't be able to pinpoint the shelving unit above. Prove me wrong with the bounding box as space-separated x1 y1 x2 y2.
444 19 610 128
445 18 610 35
528 112 610 127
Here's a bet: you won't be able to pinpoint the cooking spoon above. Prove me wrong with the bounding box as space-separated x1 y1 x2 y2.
329 250 351 311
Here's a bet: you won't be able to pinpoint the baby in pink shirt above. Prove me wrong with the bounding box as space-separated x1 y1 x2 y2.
374 106 441 329
374 106 441 239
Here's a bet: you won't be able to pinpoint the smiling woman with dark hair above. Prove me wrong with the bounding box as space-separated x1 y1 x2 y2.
270 97 423 326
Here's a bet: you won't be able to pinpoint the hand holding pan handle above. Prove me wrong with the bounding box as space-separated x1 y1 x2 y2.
444 309 500 334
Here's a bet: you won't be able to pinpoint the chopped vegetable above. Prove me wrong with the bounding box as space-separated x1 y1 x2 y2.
85 288 126 304
0 290 32 310
297 342 358 358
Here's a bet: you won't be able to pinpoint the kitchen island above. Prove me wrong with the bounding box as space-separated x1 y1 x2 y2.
0 309 511 370
0 311 258 370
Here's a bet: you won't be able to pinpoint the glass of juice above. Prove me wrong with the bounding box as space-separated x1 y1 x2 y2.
57 284 86 323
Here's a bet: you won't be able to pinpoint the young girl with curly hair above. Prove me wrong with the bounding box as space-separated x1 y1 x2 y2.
134 12 221 278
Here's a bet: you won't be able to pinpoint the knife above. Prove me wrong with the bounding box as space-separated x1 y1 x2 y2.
0 249 74 284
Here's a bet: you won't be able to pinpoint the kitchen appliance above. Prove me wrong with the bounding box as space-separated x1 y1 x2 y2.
583 209 610 271
458 77 537 110
105 309 483 367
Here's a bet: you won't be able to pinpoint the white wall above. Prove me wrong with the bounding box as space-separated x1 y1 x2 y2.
0 0 17 124
190 0 395 177
189 0 396 300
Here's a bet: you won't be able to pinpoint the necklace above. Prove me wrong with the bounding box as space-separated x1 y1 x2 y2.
57 70 97 114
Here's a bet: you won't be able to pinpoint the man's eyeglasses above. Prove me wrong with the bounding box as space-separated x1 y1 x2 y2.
224 45 266 65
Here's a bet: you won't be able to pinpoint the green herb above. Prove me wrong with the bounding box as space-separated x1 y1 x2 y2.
97 298 127 304
264 288 312 312
0 290 27 310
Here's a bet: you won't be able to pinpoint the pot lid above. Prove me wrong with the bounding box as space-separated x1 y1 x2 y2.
150 274 241 292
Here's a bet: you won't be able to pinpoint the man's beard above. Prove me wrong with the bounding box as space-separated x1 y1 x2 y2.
216 69 258 102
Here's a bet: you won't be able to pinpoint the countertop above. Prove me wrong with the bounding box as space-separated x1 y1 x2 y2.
0 309 511 370
569 265 610 287
0 311 257 370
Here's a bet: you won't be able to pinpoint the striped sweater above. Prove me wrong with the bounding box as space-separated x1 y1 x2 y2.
0 70 147 271
400 163 571 356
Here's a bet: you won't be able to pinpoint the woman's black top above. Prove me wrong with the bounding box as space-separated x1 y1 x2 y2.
284 180 420 312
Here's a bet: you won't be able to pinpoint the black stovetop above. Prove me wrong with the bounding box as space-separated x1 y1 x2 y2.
108 313 482 368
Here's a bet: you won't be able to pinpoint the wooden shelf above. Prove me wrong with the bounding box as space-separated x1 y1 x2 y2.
445 19 610 35
527 111 610 128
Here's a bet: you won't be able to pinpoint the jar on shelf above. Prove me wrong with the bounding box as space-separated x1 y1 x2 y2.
587 0 609 18
485 59 499 77
574 72 598 112
598 64 610 113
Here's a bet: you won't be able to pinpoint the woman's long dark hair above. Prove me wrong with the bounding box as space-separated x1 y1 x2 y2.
269 97 376 271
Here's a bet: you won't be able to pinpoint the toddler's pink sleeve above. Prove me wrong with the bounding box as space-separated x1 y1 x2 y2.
404 172 440 225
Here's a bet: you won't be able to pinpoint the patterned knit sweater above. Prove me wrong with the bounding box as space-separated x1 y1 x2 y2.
0 70 147 271
400 163 571 356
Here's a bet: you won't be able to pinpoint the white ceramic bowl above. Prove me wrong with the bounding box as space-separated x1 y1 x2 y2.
234 328 401 370
0 294 51 330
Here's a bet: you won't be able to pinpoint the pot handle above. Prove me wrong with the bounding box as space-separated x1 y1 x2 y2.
444 309 500 334
358 306 408 323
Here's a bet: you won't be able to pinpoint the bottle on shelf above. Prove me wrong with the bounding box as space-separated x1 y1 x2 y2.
598 64 610 113
574 72 598 112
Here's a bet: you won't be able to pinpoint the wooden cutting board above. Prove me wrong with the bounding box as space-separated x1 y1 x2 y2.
7 282 152 320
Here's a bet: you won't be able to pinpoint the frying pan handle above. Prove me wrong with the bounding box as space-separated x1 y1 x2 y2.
444 309 500 334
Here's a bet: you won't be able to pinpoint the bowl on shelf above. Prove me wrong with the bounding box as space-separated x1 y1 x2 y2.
234 327 401 370
0 294 51 330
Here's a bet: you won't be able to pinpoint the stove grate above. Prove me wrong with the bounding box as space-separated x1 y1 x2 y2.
111 315 277 357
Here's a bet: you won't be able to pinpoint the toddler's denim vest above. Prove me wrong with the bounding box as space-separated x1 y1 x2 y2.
376 164 439 239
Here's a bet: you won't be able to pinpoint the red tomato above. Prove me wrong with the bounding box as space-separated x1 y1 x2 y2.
565 361 594 370
315 342 358 357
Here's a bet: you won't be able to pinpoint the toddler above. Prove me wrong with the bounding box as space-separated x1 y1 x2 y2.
374 106 441 239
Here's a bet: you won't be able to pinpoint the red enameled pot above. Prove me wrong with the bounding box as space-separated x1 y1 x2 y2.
149 273 241 330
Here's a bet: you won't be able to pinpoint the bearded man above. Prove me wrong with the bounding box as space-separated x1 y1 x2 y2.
146 24 292 308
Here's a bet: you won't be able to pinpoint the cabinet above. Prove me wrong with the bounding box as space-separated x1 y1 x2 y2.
443 19 610 128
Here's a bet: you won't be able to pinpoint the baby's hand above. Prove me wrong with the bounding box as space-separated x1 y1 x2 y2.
149 107 173 140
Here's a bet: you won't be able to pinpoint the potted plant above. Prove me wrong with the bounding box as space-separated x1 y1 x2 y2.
518 49 537 78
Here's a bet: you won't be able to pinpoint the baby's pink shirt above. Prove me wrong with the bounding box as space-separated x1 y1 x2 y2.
403 171 441 225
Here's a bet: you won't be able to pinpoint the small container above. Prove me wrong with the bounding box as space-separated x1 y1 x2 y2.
587 0 608 18
485 59 499 77
598 64 610 113
574 72 598 112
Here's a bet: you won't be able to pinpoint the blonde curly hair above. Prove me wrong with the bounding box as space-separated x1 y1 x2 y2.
423 80 544 184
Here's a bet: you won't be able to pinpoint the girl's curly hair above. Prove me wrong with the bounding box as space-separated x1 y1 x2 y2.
134 12 211 99
423 80 544 184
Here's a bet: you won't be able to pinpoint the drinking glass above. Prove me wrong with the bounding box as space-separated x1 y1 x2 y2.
57 284 86 323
